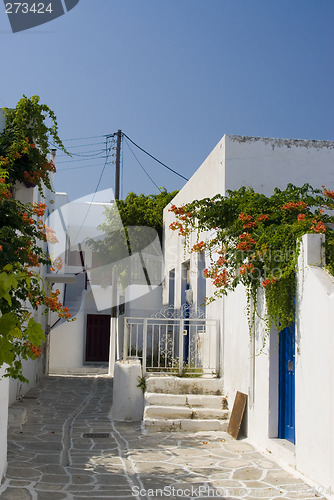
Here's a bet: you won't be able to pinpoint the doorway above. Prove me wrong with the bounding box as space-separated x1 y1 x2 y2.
85 314 111 362
278 323 295 443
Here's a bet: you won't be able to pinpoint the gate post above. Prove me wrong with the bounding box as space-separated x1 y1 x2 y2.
123 318 129 361
179 319 184 375
142 319 148 375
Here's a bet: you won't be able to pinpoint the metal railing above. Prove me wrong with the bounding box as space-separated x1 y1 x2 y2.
123 317 220 375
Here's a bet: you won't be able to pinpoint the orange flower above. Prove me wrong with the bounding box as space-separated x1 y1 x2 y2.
217 256 225 266
236 233 256 251
212 269 229 287
240 263 255 275
324 188 334 199
191 241 206 252
297 213 306 222
262 277 277 287
311 219 326 233
281 201 307 211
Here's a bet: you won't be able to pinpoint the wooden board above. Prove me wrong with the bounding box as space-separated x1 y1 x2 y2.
227 391 247 439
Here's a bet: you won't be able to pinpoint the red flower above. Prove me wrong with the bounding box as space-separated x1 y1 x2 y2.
236 233 256 251
311 219 326 233
217 256 225 266
324 188 334 199
240 263 255 275
281 201 307 211
191 241 206 252
262 277 277 287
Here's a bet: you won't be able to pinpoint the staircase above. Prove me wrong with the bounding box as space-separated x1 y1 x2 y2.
143 376 229 432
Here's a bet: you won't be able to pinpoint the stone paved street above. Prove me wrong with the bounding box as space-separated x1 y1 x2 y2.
0 375 327 500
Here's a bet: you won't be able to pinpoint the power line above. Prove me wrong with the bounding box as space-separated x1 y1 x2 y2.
61 134 108 142
72 138 116 245
124 137 162 193
55 141 106 150
122 132 189 182
57 162 112 172
58 149 106 158
56 154 107 164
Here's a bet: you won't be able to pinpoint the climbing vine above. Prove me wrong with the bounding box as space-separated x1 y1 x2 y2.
169 184 334 340
0 95 72 382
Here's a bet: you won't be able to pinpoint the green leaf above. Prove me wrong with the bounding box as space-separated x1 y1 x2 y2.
0 336 15 366
0 313 20 339
0 272 18 305
24 318 45 346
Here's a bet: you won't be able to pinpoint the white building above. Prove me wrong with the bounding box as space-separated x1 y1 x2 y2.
163 134 334 493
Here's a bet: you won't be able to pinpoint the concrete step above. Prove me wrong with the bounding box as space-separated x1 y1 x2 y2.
145 393 228 409
146 376 223 395
143 418 229 433
8 407 27 427
144 405 230 421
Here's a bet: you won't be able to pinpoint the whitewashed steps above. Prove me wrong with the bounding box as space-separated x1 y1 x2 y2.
143 376 229 432
144 418 229 432
146 376 223 395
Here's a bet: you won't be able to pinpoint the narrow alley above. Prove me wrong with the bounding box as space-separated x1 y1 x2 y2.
0 375 326 500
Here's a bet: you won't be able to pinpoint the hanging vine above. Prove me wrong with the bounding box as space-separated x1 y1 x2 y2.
169 184 334 340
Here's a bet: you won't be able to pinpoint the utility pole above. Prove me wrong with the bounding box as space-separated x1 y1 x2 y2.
115 129 122 201
109 129 121 376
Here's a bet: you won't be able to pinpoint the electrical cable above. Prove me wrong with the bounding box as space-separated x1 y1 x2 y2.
124 137 162 193
57 162 112 172
56 155 107 164
72 139 115 245
60 134 108 142
122 132 189 182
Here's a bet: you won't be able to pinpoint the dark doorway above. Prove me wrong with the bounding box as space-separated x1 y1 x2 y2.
85 314 111 362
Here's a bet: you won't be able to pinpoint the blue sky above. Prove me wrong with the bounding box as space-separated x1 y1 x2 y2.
1 0 333 202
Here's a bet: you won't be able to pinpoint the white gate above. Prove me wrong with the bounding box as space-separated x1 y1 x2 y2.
122 314 220 376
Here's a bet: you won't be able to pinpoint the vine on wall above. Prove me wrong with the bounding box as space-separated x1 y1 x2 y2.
0 95 72 381
169 184 334 341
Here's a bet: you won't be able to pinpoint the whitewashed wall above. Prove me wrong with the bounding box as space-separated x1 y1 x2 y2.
49 291 87 373
295 235 334 491
0 367 9 481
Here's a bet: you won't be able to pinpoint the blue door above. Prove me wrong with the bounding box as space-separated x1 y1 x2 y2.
279 323 295 443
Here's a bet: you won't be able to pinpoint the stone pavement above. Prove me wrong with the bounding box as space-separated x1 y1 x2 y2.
0 375 327 500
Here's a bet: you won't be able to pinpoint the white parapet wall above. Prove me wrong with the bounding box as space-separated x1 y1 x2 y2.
49 291 87 373
0 367 9 481
110 359 144 421
295 234 334 491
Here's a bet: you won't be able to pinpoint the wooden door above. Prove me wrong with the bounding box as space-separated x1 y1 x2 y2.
279 323 295 443
85 314 110 362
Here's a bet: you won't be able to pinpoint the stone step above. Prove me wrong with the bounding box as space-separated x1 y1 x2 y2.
144 405 230 421
143 418 229 433
146 376 223 395
145 393 228 409
8 407 27 427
